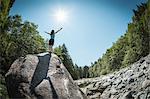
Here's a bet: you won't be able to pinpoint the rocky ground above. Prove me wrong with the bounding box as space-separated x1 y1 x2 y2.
75 54 150 99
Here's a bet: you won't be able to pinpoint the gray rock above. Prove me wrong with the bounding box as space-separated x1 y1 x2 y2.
139 59 145 64
138 71 145 77
102 81 112 87
5 53 87 99
87 85 106 94
135 92 145 99
89 93 101 99
110 88 118 95
100 91 111 99
128 78 134 84
142 80 150 89
122 91 134 99
117 83 125 89
146 91 150 99
135 90 150 99
125 70 134 77
113 79 122 86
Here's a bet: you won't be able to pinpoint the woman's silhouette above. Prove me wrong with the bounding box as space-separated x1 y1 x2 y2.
45 28 62 52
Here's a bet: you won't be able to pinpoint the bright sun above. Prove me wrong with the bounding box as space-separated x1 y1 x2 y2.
54 8 68 23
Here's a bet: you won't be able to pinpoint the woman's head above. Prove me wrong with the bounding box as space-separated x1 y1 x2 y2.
51 30 54 34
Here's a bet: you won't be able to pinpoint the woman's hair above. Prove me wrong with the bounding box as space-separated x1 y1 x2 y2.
51 30 54 34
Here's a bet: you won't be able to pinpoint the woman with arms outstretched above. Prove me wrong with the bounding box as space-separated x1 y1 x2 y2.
45 28 62 52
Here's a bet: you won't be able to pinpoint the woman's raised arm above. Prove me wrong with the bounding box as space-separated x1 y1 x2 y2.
55 28 63 34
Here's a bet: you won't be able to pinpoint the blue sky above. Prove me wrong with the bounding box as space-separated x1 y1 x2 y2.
10 0 147 66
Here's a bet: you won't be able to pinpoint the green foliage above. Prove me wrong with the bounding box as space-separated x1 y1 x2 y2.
100 69 108 75
83 66 89 78
0 0 46 98
54 44 78 79
74 64 80 79
54 44 90 80
0 15 46 71
89 1 150 77
0 0 15 32
0 74 9 99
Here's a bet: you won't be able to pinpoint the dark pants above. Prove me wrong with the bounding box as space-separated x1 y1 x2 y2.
49 39 54 46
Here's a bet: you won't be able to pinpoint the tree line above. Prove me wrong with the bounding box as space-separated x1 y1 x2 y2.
54 44 89 80
88 1 150 77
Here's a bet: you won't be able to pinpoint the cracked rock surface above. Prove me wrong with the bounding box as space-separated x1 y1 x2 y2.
5 52 87 99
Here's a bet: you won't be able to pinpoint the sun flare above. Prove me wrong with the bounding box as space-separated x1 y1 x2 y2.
54 8 68 23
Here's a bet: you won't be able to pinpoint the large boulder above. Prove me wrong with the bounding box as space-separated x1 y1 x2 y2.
5 52 87 99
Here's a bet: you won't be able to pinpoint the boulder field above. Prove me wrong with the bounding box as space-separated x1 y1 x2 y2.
75 54 150 99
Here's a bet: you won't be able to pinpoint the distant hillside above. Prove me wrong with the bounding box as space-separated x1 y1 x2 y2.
89 1 150 77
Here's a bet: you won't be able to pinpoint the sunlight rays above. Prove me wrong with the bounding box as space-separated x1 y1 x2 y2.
53 8 69 23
